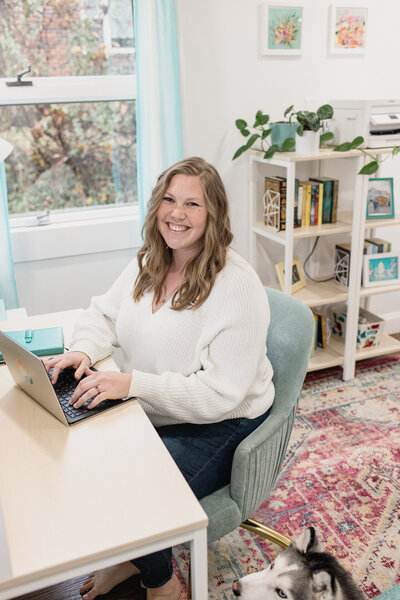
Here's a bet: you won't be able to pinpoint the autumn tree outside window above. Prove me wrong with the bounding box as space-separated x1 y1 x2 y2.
0 0 137 217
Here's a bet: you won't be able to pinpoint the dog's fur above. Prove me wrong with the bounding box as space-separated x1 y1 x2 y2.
232 527 364 600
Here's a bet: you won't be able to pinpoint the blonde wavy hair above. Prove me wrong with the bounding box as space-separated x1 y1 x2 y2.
133 157 233 310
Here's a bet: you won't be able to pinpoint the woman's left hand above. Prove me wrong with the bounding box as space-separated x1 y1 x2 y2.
69 366 133 409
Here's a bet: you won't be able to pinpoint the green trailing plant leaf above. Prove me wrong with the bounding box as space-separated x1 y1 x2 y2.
359 161 379 175
334 141 352 152
232 133 260 160
235 119 247 131
317 104 334 120
393 146 400 156
232 144 250 160
262 128 272 139
284 105 294 118
264 144 280 159
350 136 364 148
280 137 295 152
319 132 334 147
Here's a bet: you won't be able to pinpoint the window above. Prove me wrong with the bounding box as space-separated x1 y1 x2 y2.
0 0 136 219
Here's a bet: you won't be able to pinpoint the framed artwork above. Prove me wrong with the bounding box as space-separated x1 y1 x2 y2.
275 255 306 292
366 177 394 219
363 253 400 288
329 4 368 55
260 3 303 55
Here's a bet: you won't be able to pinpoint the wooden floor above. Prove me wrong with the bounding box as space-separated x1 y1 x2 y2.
10 574 146 600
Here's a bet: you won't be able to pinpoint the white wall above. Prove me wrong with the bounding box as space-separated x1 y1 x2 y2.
176 0 400 327
10 0 400 325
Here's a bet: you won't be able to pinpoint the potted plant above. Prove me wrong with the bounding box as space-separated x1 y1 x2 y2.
284 103 334 155
233 110 295 161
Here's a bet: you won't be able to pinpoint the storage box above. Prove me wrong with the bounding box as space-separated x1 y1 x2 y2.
331 304 384 350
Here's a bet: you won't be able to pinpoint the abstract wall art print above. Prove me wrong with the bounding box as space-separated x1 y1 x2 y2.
260 3 303 55
329 4 368 55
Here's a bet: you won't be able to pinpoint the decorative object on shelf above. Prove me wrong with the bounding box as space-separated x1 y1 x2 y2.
270 122 298 148
259 3 303 56
264 175 287 231
366 177 395 219
331 304 383 350
334 243 351 286
363 253 400 287
328 4 368 56
275 255 306 293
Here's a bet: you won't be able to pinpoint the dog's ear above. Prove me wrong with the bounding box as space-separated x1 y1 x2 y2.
311 570 335 600
292 527 323 554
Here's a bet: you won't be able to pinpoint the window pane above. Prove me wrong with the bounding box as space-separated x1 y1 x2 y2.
0 0 135 78
1 101 137 214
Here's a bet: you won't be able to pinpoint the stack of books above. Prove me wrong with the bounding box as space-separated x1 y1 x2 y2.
264 176 339 231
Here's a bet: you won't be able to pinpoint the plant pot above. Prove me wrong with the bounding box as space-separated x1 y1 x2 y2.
296 130 320 155
270 122 298 149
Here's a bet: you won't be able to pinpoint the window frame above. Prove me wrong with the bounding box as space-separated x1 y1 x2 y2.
0 74 137 228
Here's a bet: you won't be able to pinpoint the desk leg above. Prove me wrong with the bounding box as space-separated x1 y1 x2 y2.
189 528 208 600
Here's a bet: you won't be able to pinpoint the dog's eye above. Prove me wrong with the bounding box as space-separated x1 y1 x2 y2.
276 588 287 598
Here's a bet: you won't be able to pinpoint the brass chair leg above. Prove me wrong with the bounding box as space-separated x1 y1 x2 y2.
186 521 290 600
240 518 291 548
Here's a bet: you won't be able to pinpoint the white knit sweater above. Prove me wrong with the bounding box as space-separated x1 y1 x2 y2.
69 249 274 426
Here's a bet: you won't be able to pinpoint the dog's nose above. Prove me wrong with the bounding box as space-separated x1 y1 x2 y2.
232 580 241 596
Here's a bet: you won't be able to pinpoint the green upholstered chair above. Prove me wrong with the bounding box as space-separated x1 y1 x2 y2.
199 287 314 548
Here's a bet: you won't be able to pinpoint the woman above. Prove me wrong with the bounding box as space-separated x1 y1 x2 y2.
45 157 275 600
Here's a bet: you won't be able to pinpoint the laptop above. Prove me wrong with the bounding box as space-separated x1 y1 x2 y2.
0 329 126 426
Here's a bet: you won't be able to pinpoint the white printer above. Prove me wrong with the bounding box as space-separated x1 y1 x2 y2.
330 99 400 148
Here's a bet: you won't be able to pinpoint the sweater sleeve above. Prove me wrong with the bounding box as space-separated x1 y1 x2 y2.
129 267 272 424
69 258 139 364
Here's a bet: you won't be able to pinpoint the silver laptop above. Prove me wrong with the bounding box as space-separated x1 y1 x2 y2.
0 329 126 426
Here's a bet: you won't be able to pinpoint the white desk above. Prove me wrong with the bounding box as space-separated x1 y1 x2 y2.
0 310 208 599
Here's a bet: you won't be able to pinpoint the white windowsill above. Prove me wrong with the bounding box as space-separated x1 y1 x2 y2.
0 75 136 105
10 209 142 263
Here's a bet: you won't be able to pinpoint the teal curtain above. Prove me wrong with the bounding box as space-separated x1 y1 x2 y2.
0 162 18 309
134 0 184 224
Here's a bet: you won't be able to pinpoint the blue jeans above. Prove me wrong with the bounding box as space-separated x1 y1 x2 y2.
131 410 270 588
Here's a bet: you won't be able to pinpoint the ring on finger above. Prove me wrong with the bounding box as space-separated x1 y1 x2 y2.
95 385 101 395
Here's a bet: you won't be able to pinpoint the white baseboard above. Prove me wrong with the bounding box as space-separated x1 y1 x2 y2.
381 311 400 334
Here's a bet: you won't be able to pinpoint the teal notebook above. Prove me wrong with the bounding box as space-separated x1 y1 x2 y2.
0 327 64 362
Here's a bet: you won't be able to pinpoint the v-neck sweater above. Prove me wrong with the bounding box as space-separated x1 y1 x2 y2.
69 249 274 426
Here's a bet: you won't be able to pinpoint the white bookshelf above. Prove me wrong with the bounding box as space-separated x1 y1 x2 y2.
249 148 399 380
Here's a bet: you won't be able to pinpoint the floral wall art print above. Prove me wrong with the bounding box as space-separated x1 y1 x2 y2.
329 4 368 54
260 3 303 55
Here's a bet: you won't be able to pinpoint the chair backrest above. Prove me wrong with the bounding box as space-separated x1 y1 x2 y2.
229 287 314 518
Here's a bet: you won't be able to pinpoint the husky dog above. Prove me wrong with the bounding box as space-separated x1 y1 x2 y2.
232 527 364 600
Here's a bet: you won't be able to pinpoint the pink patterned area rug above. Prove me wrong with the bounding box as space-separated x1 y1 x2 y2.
175 354 400 600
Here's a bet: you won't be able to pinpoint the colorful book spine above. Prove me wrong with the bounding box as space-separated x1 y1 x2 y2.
330 179 339 223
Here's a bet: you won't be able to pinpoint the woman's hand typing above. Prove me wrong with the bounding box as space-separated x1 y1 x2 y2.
44 351 91 384
68 366 133 409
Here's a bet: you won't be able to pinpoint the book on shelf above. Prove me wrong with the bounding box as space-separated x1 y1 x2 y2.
364 237 392 253
299 181 312 228
274 176 287 231
309 176 339 224
312 310 328 349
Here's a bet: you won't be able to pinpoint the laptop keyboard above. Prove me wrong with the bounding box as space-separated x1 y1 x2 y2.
48 367 124 424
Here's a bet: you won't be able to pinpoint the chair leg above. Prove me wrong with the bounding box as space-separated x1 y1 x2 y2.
240 518 291 548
